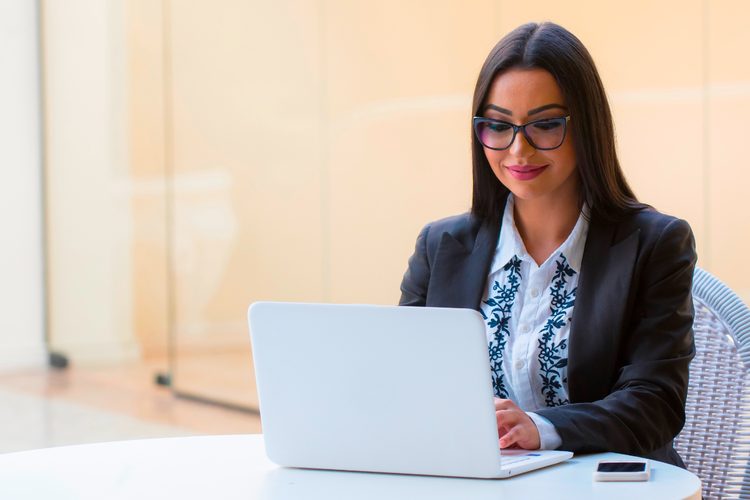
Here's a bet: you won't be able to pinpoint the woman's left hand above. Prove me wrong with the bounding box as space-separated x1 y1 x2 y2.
494 398 541 450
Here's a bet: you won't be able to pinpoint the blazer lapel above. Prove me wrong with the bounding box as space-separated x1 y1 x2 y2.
426 220 501 311
568 215 640 403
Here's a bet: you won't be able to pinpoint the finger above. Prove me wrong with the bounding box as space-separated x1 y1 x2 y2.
494 399 520 411
499 438 520 449
500 423 541 450
495 410 521 430
499 427 520 449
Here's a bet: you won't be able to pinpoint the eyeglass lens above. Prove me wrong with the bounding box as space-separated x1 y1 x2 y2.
477 119 565 150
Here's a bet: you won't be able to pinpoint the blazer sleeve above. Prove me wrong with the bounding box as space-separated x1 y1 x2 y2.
399 222 433 306
535 218 697 457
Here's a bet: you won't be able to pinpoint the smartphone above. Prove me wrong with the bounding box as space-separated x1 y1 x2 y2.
592 460 650 481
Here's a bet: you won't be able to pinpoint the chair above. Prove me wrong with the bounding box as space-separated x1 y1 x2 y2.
674 267 750 499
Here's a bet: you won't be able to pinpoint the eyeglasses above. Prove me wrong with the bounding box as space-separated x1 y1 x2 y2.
473 116 571 151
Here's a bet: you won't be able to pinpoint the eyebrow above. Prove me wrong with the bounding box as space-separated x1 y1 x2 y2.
484 104 513 115
527 103 568 116
483 103 569 117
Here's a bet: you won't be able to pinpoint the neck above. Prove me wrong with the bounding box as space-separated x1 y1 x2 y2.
512 189 582 265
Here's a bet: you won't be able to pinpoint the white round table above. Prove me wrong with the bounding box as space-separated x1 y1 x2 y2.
0 434 701 499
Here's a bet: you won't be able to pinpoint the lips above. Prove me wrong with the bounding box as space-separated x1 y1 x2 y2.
505 164 548 181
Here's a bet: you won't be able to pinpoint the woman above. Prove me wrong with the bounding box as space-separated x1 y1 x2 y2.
399 22 696 468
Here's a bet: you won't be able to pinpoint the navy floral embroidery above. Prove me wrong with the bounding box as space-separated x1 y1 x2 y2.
537 254 576 407
481 257 522 399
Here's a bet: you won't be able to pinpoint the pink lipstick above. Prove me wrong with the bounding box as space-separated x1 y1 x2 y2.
506 164 548 181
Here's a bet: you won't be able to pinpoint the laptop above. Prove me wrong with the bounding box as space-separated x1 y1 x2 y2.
248 302 573 479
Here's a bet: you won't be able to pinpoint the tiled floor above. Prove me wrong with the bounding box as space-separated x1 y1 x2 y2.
0 360 262 455
171 347 258 409
0 386 197 454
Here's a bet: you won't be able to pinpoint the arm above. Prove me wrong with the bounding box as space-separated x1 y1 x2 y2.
399 222 433 306
535 218 697 456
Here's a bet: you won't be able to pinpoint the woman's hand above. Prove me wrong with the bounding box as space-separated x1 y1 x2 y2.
494 398 541 450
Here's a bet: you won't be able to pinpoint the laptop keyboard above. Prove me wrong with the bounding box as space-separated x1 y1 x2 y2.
501 455 532 466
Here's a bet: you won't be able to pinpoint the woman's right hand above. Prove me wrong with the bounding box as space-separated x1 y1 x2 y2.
494 397 541 450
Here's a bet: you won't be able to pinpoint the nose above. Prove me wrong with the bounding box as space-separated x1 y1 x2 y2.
509 129 535 158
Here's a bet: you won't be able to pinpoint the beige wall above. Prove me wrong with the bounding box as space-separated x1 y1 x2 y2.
129 1 499 361
43 0 141 364
325 1 496 304
127 0 169 358
0 0 47 371
706 1 750 303
44 0 749 365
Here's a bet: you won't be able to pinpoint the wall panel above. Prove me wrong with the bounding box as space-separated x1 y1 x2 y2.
127 0 169 358
325 0 497 305
168 0 324 338
115 0 750 408
0 0 47 371
707 0 750 302
163 0 324 405
612 99 705 252
499 0 703 91
43 0 140 364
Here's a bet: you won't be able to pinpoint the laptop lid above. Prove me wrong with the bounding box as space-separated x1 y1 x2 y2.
248 302 505 478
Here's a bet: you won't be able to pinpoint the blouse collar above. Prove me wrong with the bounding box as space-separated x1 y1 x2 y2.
490 193 590 276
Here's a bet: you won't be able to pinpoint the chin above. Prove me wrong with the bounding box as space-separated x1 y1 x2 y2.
502 183 552 202
499 174 578 204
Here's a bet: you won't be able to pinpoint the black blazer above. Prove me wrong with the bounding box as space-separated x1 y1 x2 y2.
399 199 697 468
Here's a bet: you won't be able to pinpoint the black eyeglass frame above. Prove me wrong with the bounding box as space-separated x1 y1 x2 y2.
473 115 571 151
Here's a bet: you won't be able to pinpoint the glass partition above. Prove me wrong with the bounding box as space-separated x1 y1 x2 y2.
165 0 326 409
124 0 750 411
158 0 482 409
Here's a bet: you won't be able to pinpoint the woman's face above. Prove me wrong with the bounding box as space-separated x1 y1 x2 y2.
480 68 579 204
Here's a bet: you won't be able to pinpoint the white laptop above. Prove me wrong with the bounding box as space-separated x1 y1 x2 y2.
248 302 573 479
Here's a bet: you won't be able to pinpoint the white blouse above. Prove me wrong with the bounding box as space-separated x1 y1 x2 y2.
480 194 589 449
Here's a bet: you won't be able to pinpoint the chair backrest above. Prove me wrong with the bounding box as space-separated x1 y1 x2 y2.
674 267 750 499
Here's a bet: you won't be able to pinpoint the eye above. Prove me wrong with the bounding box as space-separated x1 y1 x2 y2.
531 120 562 132
487 122 512 133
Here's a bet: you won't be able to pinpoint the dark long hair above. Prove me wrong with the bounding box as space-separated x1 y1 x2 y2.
471 22 644 225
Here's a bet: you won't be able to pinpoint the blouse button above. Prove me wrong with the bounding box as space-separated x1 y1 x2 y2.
529 288 539 298
520 324 530 333
515 360 524 369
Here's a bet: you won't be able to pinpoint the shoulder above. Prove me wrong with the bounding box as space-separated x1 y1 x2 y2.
613 208 694 251
613 208 697 287
419 212 485 251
